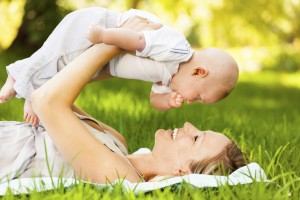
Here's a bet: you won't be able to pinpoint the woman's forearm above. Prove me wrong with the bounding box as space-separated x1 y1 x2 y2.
30 44 124 182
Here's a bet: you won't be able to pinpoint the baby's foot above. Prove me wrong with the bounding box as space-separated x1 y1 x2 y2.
24 100 40 127
86 24 105 44
0 75 16 103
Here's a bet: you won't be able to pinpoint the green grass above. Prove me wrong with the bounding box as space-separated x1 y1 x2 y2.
0 52 300 199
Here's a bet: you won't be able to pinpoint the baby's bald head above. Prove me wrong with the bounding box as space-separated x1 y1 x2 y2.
195 48 239 99
170 47 239 104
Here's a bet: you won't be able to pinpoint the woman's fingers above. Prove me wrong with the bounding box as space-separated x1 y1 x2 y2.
149 22 163 30
118 16 146 28
119 16 162 31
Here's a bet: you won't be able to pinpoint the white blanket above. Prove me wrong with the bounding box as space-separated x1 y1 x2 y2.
0 147 269 195
0 162 269 195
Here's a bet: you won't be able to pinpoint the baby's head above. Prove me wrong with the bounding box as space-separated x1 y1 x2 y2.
171 47 239 104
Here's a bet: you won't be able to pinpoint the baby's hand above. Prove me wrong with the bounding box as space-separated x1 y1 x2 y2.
168 91 184 108
86 24 105 44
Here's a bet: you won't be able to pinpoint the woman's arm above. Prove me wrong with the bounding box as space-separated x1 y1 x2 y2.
71 104 127 148
32 44 140 183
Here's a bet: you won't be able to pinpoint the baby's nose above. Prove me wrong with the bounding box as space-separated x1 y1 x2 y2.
186 99 193 104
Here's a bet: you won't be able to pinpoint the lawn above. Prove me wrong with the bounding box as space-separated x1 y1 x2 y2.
0 52 299 199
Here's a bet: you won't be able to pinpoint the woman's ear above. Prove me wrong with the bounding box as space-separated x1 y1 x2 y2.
174 169 190 176
173 169 182 176
192 67 208 77
173 167 192 176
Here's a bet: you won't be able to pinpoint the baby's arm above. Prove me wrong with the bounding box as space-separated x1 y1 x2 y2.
150 91 184 111
87 25 146 52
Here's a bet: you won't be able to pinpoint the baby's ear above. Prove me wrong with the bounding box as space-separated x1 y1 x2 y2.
192 67 208 77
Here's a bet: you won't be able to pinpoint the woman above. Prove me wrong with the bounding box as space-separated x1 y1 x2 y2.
0 43 247 184
0 20 247 184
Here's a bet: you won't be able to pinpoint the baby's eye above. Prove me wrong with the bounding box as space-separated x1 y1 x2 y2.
194 135 198 141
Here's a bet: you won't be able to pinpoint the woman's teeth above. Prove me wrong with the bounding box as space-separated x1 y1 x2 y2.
172 128 178 140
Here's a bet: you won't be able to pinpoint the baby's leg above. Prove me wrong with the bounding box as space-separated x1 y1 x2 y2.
24 100 39 127
0 74 16 103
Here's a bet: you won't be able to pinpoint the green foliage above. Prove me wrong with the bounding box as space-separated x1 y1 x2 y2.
264 49 300 72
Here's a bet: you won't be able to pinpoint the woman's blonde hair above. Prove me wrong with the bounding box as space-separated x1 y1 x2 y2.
190 140 248 175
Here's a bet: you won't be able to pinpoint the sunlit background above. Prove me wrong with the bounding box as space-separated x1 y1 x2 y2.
0 0 299 84
0 2 300 198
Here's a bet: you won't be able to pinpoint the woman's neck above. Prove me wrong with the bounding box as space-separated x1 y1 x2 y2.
126 152 158 181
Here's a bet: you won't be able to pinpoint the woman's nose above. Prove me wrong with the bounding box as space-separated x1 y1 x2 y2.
183 122 192 131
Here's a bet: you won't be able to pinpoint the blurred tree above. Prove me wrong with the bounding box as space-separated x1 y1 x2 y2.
0 0 25 51
145 0 300 71
126 0 141 8
2 0 299 71
8 0 70 52
208 0 300 47
207 0 300 71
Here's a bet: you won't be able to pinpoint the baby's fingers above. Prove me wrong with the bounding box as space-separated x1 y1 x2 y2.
175 94 183 101
174 94 183 106
175 99 184 106
170 91 177 98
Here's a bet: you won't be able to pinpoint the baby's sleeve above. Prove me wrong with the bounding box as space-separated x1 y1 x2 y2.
136 26 194 63
151 83 172 94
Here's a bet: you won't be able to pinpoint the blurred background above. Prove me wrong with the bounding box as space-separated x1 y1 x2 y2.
0 0 299 74
0 2 300 196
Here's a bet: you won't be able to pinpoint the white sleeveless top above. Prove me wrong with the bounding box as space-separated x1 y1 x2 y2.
0 113 144 182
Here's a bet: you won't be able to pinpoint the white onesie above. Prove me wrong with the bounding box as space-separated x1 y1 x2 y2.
110 9 194 93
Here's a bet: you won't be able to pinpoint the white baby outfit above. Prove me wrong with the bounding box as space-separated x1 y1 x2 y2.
6 7 193 99
110 9 194 93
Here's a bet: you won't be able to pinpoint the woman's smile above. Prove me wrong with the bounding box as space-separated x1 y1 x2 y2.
171 128 178 140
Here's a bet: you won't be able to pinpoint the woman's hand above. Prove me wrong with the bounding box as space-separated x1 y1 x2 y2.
119 16 163 31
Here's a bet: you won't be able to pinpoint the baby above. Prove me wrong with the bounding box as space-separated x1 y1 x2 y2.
0 7 239 126
86 23 239 110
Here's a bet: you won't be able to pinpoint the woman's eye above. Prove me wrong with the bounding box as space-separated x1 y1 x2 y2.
194 135 198 141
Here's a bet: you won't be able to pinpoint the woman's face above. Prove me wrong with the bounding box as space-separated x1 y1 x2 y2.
152 122 230 176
